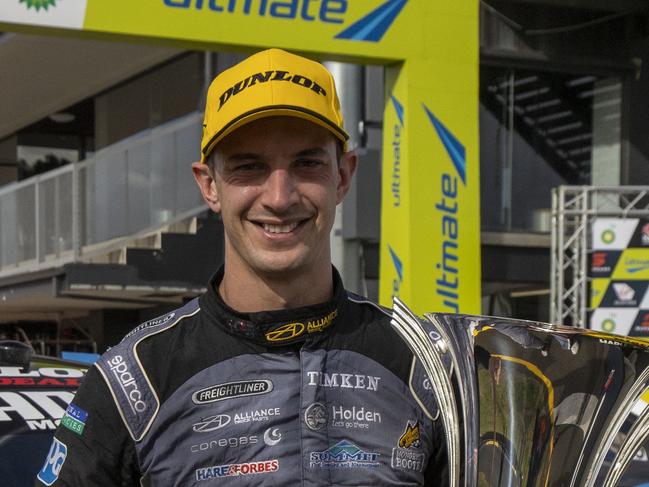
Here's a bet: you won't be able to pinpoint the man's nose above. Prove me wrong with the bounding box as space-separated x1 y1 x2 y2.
262 169 298 212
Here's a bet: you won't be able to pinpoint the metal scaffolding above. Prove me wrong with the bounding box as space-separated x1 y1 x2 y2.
550 186 649 327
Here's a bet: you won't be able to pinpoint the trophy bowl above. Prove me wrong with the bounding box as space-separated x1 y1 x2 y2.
391 298 649 487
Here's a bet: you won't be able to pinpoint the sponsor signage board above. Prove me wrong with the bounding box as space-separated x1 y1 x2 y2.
589 218 649 338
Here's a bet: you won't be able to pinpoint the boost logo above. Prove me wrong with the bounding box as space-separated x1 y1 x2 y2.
392 421 425 472
398 421 420 448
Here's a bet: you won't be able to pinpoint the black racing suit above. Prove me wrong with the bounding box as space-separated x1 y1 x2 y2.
36 268 448 486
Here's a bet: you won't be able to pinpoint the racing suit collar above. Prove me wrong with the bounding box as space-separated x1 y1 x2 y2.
200 266 345 346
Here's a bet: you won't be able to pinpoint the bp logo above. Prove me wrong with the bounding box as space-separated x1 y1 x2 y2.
20 0 57 10
601 229 616 245
601 319 616 332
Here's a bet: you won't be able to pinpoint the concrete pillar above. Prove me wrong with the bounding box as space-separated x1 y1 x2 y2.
324 62 363 294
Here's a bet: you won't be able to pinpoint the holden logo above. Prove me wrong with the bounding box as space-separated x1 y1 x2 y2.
192 414 231 433
263 427 282 446
304 402 327 431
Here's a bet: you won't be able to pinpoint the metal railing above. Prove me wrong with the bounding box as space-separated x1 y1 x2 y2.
550 185 649 327
0 112 207 278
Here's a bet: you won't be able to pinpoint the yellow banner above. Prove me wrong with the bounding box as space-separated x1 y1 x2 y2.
379 8 481 314
0 0 425 61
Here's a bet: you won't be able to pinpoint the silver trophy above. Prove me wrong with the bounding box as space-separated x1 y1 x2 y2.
391 297 649 486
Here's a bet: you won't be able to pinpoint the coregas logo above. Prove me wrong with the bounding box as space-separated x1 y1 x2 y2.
163 0 408 43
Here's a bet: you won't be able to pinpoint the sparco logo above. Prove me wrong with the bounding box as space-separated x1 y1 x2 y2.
108 355 146 414
193 414 231 433
192 380 273 404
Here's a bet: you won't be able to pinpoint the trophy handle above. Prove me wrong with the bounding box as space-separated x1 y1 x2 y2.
391 297 479 487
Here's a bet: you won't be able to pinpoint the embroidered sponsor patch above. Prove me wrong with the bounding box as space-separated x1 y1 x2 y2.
60 403 87 435
304 402 381 431
264 309 338 343
192 414 231 433
309 440 380 468
392 421 425 472
304 402 327 431
123 312 176 340
195 459 279 480
234 407 280 424
263 427 282 446
192 379 273 404
37 437 67 485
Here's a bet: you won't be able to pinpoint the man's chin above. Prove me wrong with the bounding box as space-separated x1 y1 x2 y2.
251 254 308 278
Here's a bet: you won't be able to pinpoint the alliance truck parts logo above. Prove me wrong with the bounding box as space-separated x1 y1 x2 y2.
162 0 408 42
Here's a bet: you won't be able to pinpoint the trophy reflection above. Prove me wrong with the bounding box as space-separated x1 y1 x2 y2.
391 297 649 487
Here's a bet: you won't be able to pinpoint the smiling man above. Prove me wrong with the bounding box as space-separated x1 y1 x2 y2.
37 49 448 486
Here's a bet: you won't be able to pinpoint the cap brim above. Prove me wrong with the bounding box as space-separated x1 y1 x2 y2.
201 106 349 163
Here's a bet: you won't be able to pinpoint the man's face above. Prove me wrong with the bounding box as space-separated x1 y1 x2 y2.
193 116 356 279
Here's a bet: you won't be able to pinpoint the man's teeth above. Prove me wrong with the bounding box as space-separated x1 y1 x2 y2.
263 222 299 234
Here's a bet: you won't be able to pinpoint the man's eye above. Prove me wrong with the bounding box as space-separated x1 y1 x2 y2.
233 163 263 171
296 159 324 168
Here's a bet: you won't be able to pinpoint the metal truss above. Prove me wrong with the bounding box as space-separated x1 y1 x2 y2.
550 186 649 327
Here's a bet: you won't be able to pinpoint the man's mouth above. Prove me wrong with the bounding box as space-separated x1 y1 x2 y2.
262 222 300 234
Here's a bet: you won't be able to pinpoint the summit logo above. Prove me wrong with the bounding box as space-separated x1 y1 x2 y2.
163 0 407 42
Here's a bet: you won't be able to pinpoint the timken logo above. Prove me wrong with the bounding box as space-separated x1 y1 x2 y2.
218 71 327 111
265 309 338 342
192 380 273 404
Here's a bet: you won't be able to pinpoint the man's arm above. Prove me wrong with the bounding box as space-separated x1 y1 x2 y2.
424 418 450 486
35 366 139 486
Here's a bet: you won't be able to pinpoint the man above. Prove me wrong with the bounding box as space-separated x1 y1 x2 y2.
37 48 447 486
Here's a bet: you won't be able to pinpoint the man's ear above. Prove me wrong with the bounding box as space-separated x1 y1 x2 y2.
191 162 221 214
336 150 358 204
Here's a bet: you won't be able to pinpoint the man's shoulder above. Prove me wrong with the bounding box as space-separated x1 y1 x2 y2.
120 298 202 345
92 298 202 441
344 291 392 320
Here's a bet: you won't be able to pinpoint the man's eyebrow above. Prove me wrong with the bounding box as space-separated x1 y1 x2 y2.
226 153 263 162
294 147 328 158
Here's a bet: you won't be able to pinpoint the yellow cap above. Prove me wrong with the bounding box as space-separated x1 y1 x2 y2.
201 48 349 162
